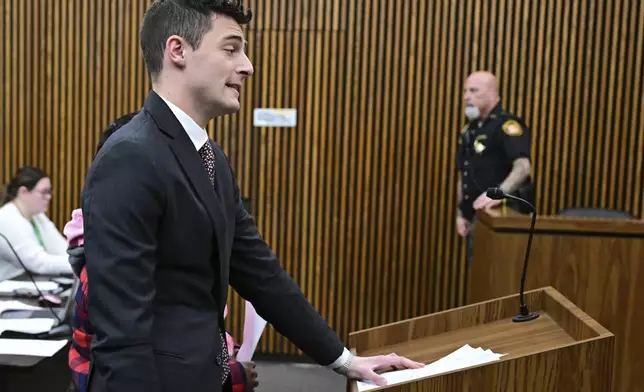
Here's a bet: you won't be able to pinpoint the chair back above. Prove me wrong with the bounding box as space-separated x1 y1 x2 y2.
557 207 637 220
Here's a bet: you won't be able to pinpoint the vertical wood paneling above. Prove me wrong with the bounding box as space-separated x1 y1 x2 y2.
2 0 643 357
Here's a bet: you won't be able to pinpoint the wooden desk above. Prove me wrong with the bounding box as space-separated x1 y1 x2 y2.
468 208 644 392
0 275 73 391
0 340 71 392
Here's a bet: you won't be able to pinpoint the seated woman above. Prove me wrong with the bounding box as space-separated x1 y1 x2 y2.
0 166 72 280
64 112 260 392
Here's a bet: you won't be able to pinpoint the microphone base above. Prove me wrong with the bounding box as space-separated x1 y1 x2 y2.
512 304 539 322
512 312 539 322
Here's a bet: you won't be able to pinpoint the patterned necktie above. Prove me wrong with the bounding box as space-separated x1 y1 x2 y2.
198 141 216 187
198 141 230 384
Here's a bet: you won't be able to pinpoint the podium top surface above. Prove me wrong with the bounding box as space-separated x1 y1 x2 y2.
357 313 573 364
349 287 612 363
476 207 644 236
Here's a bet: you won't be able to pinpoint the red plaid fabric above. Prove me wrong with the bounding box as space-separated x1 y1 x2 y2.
68 265 91 391
229 358 248 392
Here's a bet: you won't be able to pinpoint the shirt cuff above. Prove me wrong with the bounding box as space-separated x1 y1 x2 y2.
327 347 352 369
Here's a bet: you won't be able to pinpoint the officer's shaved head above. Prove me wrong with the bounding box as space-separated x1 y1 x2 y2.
467 71 499 94
463 71 501 120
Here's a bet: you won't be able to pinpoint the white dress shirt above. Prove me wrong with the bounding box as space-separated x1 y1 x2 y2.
158 95 353 370
0 202 73 281
160 96 209 150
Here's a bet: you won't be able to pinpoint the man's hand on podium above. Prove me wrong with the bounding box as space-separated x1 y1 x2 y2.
473 192 503 210
345 353 425 386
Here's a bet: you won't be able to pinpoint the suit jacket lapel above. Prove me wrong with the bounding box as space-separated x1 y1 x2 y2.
169 136 227 242
143 92 228 288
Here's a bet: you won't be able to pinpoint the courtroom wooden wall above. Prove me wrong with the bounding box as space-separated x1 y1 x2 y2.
1 0 643 356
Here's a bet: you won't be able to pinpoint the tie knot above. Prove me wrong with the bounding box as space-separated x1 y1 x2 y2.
199 140 213 155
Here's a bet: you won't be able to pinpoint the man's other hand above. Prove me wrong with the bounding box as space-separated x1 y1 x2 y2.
241 361 259 391
456 216 470 237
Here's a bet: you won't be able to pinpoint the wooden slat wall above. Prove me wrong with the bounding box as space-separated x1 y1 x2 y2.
1 0 643 356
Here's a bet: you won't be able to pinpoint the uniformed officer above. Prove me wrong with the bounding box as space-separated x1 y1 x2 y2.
455 71 534 264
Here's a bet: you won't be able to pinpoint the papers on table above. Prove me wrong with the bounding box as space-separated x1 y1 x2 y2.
0 300 45 315
0 280 59 295
0 338 68 357
0 318 56 334
356 344 506 391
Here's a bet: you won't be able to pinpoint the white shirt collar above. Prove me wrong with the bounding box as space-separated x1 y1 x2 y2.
158 95 208 150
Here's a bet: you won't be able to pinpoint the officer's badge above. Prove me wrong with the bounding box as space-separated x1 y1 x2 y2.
502 120 523 136
473 135 487 153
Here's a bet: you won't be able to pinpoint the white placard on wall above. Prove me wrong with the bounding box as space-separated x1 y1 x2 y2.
253 108 297 127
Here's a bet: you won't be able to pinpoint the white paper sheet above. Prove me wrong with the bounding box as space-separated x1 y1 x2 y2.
0 280 59 295
0 338 68 357
235 301 267 362
0 318 56 334
356 344 506 391
0 300 45 315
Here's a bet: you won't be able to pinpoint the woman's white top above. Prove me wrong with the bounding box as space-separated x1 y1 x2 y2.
0 202 72 281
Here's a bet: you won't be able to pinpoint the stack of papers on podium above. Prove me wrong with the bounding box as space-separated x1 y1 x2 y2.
356 344 506 391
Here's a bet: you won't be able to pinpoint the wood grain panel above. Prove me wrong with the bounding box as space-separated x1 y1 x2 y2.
1 0 643 357
469 209 644 391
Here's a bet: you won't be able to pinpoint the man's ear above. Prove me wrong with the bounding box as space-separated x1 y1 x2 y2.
166 35 187 69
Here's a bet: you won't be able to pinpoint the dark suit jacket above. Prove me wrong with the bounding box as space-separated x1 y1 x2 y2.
81 91 344 392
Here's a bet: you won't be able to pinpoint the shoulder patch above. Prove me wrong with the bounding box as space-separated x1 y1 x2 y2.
502 119 523 136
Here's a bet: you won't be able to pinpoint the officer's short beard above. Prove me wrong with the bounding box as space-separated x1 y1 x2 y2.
464 104 480 121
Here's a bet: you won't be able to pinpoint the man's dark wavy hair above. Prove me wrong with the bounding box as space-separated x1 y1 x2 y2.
140 0 253 81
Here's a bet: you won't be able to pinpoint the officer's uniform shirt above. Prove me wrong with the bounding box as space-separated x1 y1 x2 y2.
456 104 531 221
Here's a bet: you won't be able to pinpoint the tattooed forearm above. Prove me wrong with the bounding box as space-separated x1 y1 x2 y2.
499 158 531 194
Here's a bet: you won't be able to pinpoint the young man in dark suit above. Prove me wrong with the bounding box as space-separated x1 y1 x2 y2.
80 1 424 391
66 112 258 392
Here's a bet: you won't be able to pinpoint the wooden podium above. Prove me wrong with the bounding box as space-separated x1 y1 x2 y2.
468 208 644 392
347 287 614 391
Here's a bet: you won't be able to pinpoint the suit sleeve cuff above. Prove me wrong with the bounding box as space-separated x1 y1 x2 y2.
327 347 352 369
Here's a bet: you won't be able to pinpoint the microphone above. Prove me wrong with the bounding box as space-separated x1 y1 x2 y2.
486 187 539 322
0 232 63 324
